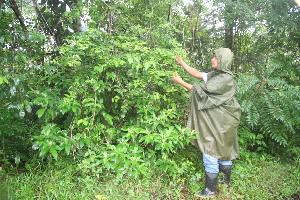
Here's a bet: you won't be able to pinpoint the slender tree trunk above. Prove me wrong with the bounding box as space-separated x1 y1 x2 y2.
225 24 233 50
224 0 236 51
8 0 27 31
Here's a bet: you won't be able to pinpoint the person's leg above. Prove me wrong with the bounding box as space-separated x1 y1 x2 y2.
203 153 219 173
195 153 219 198
218 160 232 166
218 160 233 187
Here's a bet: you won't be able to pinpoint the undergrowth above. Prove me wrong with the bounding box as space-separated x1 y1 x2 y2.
0 149 299 200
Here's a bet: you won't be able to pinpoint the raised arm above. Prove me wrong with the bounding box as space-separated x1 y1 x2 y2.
175 57 203 79
172 74 193 91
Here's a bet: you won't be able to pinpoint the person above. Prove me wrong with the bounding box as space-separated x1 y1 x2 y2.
172 48 241 198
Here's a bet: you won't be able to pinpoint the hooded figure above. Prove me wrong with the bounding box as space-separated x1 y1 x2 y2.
172 48 241 198
188 48 241 161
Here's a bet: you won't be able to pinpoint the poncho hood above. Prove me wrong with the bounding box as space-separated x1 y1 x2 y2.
214 48 234 75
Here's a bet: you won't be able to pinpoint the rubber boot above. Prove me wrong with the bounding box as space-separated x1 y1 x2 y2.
219 164 232 187
195 172 218 198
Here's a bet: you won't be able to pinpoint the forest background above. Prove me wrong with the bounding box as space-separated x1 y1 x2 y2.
0 0 299 199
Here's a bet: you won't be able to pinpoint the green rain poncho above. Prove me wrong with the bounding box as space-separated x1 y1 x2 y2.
188 48 241 161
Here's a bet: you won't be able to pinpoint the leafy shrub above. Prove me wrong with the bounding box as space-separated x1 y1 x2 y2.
29 28 196 177
237 61 300 160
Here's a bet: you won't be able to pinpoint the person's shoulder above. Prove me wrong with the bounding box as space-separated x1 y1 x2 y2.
208 72 235 85
217 72 234 79
207 71 218 80
209 71 232 78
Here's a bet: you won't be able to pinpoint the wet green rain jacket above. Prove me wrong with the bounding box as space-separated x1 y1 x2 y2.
188 48 241 161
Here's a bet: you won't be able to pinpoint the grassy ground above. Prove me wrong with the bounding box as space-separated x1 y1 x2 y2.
0 153 299 200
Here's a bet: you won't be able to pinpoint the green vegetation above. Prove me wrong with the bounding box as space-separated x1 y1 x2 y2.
0 0 299 199
1 151 299 199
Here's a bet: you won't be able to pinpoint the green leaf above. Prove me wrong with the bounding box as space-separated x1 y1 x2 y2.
103 113 113 125
71 106 79 113
79 139 85 148
47 109 54 116
0 76 8 85
83 138 91 147
37 108 46 118
33 97 45 105
65 143 71 155
39 145 50 157
127 55 134 64
50 146 58 160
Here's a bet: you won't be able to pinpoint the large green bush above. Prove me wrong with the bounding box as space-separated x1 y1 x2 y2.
28 28 197 178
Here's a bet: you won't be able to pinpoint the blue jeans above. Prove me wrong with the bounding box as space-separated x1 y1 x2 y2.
203 153 232 173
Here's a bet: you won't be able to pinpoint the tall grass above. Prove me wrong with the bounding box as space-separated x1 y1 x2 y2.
1 152 299 200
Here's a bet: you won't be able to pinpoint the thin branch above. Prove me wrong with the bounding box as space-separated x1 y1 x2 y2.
32 0 55 36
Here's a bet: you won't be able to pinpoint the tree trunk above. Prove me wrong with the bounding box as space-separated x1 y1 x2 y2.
8 0 27 31
224 0 236 51
225 24 233 50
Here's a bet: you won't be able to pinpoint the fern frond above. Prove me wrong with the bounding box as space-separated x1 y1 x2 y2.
260 113 288 147
241 99 253 113
269 132 288 146
237 74 260 96
264 63 281 77
265 77 290 90
264 92 295 132
245 102 260 127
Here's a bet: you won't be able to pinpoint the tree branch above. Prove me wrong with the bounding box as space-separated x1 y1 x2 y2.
8 0 27 31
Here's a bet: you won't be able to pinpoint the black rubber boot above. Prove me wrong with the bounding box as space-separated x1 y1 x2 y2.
219 164 232 187
195 172 218 198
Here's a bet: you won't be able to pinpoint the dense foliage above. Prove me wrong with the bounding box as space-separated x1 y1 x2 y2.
1 0 299 180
